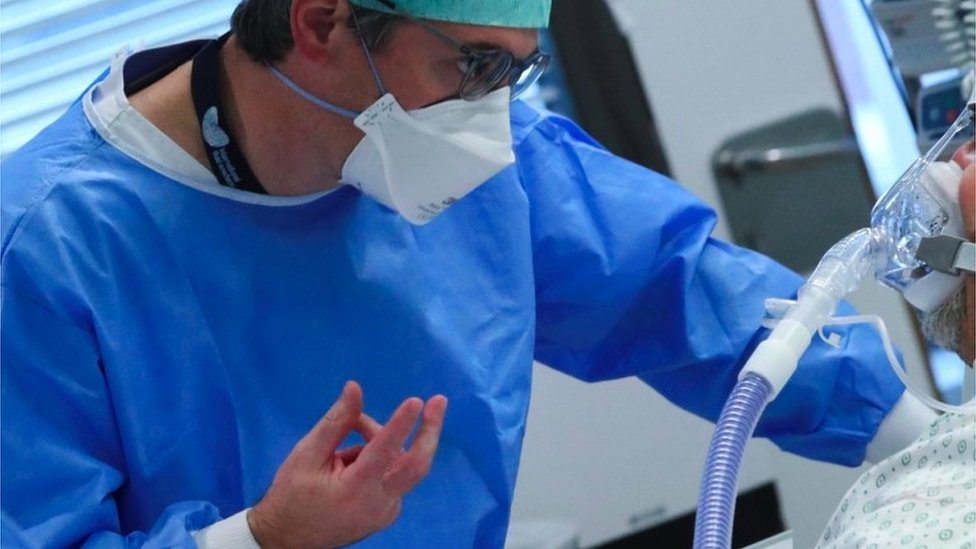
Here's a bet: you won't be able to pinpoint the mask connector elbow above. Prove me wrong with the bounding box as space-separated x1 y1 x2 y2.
739 228 883 398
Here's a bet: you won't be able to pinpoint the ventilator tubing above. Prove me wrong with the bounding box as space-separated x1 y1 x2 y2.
692 372 772 549
692 228 880 549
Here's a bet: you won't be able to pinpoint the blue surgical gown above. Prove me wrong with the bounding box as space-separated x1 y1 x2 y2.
0 43 903 548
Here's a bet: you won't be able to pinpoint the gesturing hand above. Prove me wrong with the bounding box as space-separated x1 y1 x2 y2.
248 381 448 549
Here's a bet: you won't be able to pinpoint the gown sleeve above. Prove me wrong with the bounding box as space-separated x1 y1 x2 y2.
514 105 904 466
0 287 224 548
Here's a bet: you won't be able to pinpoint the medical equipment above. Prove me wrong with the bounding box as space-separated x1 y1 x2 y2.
871 0 974 149
693 92 975 549
932 0 975 69
870 0 974 76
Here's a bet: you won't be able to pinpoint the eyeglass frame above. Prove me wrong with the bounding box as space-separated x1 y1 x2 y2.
355 0 551 101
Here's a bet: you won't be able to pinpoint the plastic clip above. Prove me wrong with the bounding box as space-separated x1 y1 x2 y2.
761 297 842 347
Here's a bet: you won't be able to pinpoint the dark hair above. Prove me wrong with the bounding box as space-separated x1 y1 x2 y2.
231 0 402 63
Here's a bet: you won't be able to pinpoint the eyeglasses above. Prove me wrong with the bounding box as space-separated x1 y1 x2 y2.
360 1 551 101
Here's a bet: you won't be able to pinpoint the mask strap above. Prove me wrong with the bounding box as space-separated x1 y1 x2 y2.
267 65 360 120
266 8 389 121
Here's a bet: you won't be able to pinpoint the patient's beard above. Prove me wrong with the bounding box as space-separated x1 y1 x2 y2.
918 286 966 356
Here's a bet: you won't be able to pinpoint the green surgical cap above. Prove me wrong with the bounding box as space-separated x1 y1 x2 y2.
349 0 551 28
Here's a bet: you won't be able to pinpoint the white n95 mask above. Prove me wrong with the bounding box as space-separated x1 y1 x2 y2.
341 87 515 224
267 64 515 225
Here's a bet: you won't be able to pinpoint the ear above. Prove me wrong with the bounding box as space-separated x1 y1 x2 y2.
290 0 349 62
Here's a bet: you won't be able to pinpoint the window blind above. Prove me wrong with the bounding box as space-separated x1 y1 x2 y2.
0 0 240 158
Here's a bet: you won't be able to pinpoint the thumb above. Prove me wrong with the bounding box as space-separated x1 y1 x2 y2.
299 381 363 461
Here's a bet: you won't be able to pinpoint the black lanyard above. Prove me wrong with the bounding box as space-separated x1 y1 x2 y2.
190 33 267 194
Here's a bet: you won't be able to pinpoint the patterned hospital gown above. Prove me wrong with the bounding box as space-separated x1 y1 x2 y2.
816 412 976 549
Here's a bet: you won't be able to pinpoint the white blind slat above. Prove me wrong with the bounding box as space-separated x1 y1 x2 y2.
0 0 240 158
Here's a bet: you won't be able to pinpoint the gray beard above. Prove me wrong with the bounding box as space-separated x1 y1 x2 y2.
918 287 966 354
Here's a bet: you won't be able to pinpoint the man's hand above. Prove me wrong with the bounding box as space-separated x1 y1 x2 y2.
247 381 448 549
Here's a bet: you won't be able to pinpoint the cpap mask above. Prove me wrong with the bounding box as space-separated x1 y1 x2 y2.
744 89 975 416
871 90 976 312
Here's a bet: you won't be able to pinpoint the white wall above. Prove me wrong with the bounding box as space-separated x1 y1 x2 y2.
511 1 929 548
609 0 845 241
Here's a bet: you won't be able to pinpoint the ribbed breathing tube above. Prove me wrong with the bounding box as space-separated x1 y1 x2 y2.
692 373 772 549
692 228 882 549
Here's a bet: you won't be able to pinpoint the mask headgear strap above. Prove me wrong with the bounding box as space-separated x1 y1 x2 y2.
916 235 976 275
916 97 976 275
266 65 360 120
265 4 389 120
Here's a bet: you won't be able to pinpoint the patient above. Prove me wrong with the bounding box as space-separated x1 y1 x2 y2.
816 144 975 549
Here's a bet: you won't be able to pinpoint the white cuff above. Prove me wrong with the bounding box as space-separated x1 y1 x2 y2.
193 508 262 549
864 391 938 463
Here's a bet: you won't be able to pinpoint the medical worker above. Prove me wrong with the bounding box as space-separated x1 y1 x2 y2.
816 142 976 549
0 0 935 547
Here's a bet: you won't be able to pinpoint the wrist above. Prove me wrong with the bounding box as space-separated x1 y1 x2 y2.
247 504 280 549
192 509 262 549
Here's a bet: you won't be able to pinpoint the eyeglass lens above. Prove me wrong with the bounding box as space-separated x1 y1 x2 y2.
366 3 550 102
461 51 550 101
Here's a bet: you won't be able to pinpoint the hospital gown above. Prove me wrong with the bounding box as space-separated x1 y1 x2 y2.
817 412 975 549
1 41 906 548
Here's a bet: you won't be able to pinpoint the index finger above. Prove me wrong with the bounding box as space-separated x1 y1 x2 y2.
295 381 363 465
350 397 423 478
355 413 383 442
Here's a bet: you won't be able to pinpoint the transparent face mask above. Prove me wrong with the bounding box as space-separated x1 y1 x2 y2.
870 90 975 300
864 88 975 411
